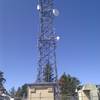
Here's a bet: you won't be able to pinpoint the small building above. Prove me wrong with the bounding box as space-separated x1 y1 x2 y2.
77 83 99 100
27 83 57 100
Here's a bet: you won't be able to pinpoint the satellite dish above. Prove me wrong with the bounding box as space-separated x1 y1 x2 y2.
53 9 60 16
37 4 41 10
56 36 60 41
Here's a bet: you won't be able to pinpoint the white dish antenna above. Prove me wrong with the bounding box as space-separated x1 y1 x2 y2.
37 4 41 10
56 36 60 41
53 9 60 16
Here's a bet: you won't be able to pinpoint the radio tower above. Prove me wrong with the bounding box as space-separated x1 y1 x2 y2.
37 0 60 83
36 0 60 99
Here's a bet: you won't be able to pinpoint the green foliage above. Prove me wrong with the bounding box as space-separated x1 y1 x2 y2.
0 71 6 93
9 87 16 98
20 84 27 97
16 84 27 98
9 84 27 99
16 87 22 98
43 64 54 82
0 71 6 86
59 73 80 96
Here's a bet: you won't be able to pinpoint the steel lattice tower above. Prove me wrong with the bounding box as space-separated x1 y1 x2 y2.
37 0 59 83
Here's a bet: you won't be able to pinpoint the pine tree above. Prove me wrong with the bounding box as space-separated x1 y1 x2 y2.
15 87 22 99
43 64 54 82
20 84 27 98
9 87 16 98
14 84 27 99
59 73 80 98
0 71 6 94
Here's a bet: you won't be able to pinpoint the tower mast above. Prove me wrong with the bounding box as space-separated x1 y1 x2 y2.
37 0 59 83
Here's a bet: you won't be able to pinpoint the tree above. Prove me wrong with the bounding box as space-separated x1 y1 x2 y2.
59 73 80 97
43 64 54 82
20 84 27 98
0 71 6 93
15 84 28 99
15 87 22 100
9 87 16 98
9 84 28 99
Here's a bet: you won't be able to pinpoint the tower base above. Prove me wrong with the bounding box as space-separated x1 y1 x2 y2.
27 82 59 100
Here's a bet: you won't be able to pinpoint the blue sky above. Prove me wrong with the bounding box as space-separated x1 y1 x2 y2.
0 0 100 90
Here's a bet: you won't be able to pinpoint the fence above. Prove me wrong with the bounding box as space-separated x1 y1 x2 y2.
3 96 99 100
28 96 100 100
0 95 10 100
61 96 100 100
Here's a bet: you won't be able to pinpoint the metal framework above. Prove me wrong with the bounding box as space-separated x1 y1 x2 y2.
37 0 58 83
36 0 60 100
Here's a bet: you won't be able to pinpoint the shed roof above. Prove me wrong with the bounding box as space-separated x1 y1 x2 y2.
27 82 57 88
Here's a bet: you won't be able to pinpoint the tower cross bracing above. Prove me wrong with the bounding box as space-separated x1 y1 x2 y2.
37 0 59 83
